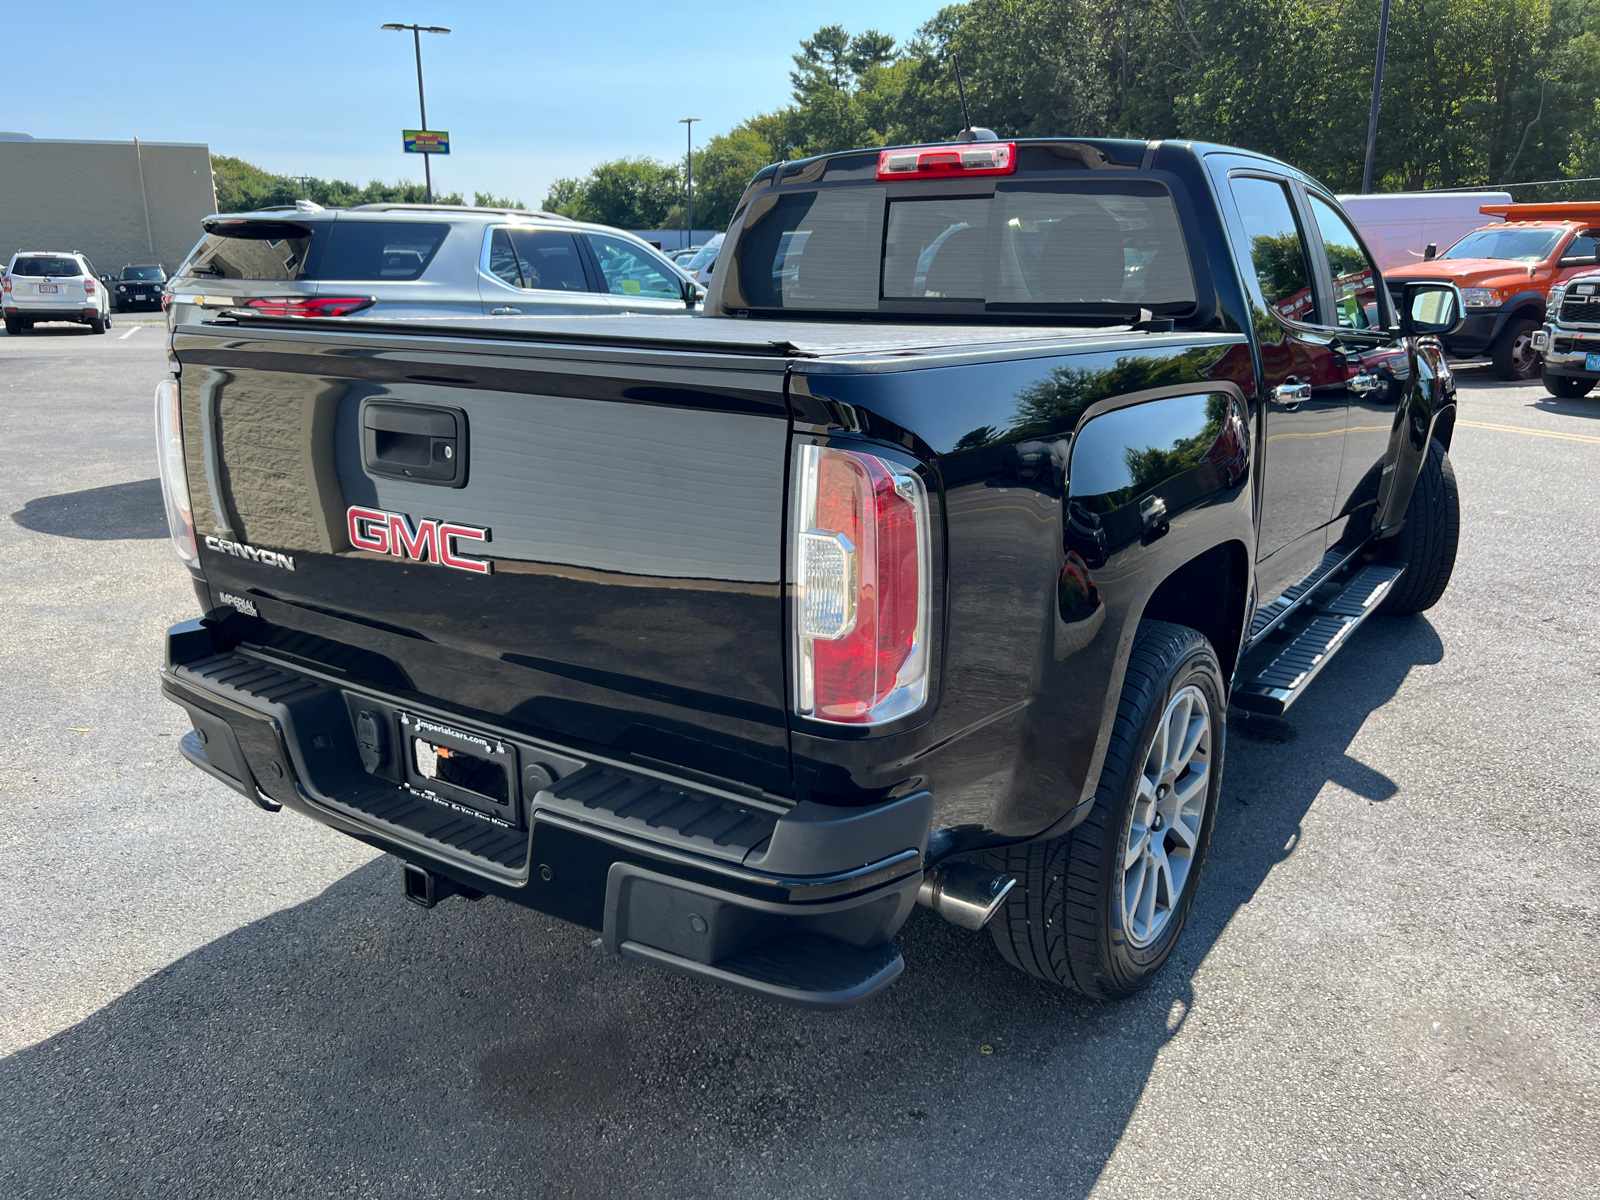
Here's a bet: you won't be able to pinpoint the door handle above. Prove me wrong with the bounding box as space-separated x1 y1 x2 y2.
1270 382 1311 409
361 401 469 487
490 306 521 315
1349 372 1384 394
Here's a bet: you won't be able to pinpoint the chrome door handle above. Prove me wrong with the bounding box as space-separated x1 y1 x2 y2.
490 306 521 315
1349 372 1384 394
1270 382 1311 408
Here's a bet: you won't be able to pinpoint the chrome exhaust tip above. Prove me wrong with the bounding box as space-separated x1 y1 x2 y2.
917 861 1017 930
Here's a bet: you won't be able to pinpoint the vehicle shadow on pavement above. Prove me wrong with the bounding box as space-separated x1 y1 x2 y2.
0 617 1444 1200
11 478 166 540
1526 395 1600 419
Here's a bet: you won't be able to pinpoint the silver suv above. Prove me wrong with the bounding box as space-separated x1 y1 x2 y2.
167 203 704 327
3 250 113 335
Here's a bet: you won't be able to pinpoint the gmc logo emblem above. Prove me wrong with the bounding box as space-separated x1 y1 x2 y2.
346 506 493 575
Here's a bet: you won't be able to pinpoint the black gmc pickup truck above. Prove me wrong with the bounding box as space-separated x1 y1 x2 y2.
155 137 1465 1007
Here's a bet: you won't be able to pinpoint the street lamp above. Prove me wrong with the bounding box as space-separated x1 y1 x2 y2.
382 23 451 203
679 118 700 251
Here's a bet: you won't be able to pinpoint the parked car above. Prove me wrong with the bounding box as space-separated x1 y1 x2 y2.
1386 200 1600 379
110 264 167 312
683 232 724 284
155 136 1463 1009
1337 190 1509 273
1531 268 1600 397
3 250 112 334
165 202 704 329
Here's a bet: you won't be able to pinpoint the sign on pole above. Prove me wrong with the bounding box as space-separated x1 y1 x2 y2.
403 130 450 155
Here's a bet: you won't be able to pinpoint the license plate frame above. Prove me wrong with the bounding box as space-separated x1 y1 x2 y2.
39 284 58 293
1584 352 1600 372
398 710 522 828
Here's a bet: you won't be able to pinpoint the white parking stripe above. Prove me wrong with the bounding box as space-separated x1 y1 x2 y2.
118 326 139 339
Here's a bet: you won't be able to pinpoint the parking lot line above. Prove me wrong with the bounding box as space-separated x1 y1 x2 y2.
1459 418 1600 445
117 326 141 340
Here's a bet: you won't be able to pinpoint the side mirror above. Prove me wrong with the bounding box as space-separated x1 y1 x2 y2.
1559 254 1599 267
1423 243 1438 261
680 276 703 309
99 274 110 283
1400 282 1465 337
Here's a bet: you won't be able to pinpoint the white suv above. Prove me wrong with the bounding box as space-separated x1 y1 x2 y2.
3 251 113 335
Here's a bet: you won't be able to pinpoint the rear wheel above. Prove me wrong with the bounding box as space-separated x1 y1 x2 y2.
88 315 106 334
3 316 19 336
1492 317 1540 381
985 621 1224 1000
1379 439 1459 614
1542 368 1596 399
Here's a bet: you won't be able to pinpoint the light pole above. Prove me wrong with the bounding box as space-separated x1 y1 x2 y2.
1360 0 1391 194
679 118 700 249
382 22 451 203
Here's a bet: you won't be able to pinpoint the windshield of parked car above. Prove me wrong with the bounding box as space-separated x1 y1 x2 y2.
1440 227 1563 262
729 178 1195 318
121 266 165 281
685 236 723 271
11 257 81 277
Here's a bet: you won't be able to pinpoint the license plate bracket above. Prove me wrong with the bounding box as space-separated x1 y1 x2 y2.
399 711 522 828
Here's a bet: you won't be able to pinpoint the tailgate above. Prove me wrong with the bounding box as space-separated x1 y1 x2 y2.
172 324 795 795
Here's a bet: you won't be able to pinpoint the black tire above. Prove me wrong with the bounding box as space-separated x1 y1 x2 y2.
88 315 106 334
1379 439 1459 614
985 620 1225 1000
1542 368 1596 399
1491 317 1540 381
3 316 19 336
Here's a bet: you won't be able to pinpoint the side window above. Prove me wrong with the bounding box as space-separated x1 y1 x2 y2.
508 229 589 292
1230 176 1318 325
584 235 683 300
1308 194 1387 330
488 229 522 287
1564 231 1599 263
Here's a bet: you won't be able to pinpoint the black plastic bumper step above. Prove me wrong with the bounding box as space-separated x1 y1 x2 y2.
1233 564 1404 715
619 933 903 1010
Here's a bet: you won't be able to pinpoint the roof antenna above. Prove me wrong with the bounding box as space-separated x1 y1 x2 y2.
951 55 998 143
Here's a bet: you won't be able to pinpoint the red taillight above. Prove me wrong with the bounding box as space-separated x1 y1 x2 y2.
1 275 10 293
85 278 96 294
240 296 375 318
877 141 1016 180
793 444 930 725
161 291 171 311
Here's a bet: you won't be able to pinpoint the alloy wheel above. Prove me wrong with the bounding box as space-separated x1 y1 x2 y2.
1118 684 1211 948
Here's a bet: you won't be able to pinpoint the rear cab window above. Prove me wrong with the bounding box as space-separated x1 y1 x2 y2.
723 146 1200 323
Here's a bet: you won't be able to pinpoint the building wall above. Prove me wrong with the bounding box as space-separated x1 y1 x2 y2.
0 137 216 275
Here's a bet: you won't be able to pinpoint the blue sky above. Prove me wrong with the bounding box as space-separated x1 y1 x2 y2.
10 1 938 207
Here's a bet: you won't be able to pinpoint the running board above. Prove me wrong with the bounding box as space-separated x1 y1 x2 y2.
1233 564 1405 715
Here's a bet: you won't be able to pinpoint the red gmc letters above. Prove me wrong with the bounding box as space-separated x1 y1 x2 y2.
346 506 493 574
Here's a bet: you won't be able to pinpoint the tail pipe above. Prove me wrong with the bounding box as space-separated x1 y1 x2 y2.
917 861 1016 930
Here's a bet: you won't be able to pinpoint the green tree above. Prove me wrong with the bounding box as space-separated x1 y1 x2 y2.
542 157 681 228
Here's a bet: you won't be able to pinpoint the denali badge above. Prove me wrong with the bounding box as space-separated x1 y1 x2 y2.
346 505 493 575
204 535 296 571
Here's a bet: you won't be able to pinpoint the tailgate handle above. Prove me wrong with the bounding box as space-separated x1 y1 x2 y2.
361 401 468 487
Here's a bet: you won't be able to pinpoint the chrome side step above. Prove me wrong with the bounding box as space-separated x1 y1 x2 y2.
1233 564 1404 715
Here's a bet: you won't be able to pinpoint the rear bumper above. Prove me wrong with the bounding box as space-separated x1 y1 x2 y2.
159 618 928 1007
4 305 97 320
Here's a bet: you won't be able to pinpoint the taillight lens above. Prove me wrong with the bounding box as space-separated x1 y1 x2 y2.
792 443 930 725
153 377 199 568
85 278 96 294
239 296 375 318
877 141 1016 180
1 275 10 293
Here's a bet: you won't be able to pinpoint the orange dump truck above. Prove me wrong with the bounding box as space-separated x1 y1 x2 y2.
1386 201 1600 380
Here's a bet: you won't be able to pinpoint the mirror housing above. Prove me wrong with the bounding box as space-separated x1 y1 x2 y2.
1399 282 1465 337
1423 242 1438 261
1560 254 1598 267
99 274 110 283
679 276 704 309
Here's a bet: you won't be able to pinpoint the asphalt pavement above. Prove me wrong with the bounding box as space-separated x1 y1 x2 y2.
1 321 1596 1199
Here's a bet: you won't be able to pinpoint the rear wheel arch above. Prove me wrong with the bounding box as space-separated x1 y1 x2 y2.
1135 540 1250 682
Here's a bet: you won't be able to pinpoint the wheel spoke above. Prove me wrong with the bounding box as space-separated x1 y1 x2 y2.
1171 762 1208 810
1165 813 1199 851
1177 710 1206 771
